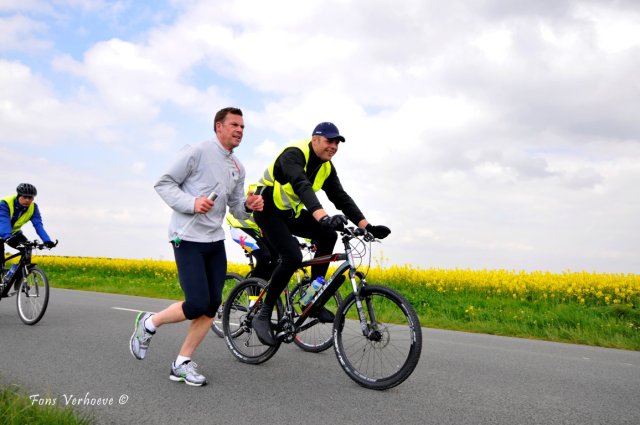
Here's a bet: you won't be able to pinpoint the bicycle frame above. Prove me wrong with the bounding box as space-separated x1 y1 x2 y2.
294 230 367 330
247 228 369 338
1 244 35 298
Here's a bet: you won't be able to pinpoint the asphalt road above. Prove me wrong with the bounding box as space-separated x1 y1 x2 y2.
1 288 638 425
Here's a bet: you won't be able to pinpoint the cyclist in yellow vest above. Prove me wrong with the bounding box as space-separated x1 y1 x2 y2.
1 183 56 268
251 122 391 346
226 213 277 280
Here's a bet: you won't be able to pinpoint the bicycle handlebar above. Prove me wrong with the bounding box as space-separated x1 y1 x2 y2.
341 226 376 242
17 239 58 250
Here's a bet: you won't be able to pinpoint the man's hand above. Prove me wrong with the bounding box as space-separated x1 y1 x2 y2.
319 214 348 231
194 196 214 214
44 240 57 249
366 224 391 239
245 191 264 212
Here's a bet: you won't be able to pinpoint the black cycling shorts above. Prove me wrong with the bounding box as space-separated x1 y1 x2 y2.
172 240 227 320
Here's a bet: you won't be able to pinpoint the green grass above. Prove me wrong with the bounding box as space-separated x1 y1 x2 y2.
0 383 93 425
393 282 640 350
38 259 640 351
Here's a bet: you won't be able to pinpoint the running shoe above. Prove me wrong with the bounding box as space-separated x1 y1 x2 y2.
170 361 207 386
129 312 155 360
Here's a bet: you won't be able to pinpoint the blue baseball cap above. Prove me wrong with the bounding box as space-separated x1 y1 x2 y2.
312 122 345 142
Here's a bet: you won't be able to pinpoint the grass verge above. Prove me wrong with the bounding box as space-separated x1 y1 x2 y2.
0 382 93 425
34 255 640 351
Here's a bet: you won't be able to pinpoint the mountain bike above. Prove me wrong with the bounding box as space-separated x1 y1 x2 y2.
212 239 342 354
222 227 422 390
0 240 57 325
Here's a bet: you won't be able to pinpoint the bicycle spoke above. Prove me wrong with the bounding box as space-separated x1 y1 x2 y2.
334 285 422 390
291 280 342 353
16 267 49 325
211 273 243 337
223 278 281 364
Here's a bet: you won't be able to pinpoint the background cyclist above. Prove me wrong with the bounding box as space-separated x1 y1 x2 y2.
1 183 56 268
226 213 277 281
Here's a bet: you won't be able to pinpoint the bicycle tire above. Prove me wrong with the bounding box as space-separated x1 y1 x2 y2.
333 285 422 390
222 277 282 364
211 272 244 337
16 266 50 325
291 279 343 353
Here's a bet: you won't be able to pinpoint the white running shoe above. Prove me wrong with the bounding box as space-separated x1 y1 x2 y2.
170 361 207 386
129 312 154 360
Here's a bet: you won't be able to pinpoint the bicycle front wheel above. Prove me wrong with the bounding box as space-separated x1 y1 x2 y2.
211 273 244 337
223 278 282 364
334 285 422 390
16 266 50 325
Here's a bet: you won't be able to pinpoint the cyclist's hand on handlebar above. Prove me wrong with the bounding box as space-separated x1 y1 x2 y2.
320 214 348 231
44 240 58 249
366 224 391 239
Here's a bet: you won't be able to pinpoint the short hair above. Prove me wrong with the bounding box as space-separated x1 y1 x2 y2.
213 107 243 133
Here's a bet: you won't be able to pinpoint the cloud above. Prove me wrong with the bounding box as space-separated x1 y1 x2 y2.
0 0 639 272
0 14 51 51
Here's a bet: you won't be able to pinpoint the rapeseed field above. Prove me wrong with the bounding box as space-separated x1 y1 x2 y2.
32 255 640 350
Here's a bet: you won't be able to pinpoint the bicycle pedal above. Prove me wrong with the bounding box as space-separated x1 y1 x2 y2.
275 330 294 343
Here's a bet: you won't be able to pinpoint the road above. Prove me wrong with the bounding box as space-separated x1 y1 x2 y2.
1 288 638 425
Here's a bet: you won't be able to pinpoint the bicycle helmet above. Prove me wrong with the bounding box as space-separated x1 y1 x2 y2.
16 183 37 197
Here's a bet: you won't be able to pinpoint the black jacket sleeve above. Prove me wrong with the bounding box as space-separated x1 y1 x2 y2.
322 168 365 224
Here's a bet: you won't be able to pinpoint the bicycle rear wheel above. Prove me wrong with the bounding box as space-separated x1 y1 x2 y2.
222 278 282 364
211 273 244 337
16 266 49 325
291 279 343 353
334 285 422 390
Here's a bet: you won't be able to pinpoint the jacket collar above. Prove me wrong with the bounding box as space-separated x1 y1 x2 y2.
214 135 234 156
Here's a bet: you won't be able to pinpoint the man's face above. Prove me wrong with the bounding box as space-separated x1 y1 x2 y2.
18 195 34 207
311 136 340 161
216 113 244 150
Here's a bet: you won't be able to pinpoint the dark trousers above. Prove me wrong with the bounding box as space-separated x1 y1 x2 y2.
241 227 278 281
172 240 227 319
253 189 337 307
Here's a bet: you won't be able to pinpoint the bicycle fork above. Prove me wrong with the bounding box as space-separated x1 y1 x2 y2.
347 272 383 340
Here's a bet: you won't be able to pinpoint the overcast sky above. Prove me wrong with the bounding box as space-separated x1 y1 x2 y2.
1 0 639 273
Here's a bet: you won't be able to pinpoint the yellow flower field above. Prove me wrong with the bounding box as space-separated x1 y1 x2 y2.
28 254 640 349
34 255 640 308
368 265 639 307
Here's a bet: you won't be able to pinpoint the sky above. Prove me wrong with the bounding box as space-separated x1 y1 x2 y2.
1 0 639 273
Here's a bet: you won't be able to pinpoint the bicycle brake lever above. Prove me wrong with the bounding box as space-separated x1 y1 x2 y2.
363 232 376 242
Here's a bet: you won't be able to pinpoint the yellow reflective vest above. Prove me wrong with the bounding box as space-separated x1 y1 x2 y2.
1 195 35 234
256 139 332 218
225 213 260 232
